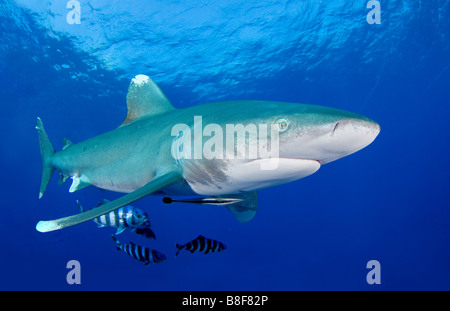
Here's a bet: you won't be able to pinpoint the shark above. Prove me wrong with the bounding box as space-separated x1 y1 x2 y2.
36 74 380 232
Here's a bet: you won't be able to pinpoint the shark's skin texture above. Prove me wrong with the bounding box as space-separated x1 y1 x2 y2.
36 75 380 232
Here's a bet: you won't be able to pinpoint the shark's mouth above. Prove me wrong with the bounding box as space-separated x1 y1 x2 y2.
241 157 321 183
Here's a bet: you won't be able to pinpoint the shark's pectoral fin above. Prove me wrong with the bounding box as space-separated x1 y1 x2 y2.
121 75 175 126
36 171 183 233
219 192 258 223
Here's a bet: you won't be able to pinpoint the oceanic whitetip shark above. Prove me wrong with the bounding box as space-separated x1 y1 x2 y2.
36 75 380 232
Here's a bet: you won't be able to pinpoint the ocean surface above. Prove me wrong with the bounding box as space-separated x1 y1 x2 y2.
1 0 449 290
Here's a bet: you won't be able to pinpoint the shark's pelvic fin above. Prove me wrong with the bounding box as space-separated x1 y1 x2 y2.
221 192 258 223
69 176 91 193
36 117 55 199
36 171 183 233
76 200 84 212
122 74 175 126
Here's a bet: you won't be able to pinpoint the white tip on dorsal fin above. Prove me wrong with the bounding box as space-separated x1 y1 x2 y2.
122 75 175 126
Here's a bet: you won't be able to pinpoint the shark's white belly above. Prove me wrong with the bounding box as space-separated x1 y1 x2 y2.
180 158 321 196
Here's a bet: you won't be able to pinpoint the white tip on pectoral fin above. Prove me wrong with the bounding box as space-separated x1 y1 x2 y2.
36 220 61 233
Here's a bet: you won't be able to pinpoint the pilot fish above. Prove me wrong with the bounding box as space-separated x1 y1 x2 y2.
77 199 155 238
111 236 167 265
175 235 227 256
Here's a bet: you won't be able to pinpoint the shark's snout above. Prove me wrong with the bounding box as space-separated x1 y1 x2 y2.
279 110 380 166
332 117 380 138
319 117 380 164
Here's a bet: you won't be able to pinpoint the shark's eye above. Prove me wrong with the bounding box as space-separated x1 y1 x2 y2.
275 118 289 132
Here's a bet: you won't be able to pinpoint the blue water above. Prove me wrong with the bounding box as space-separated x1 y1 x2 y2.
1 0 449 290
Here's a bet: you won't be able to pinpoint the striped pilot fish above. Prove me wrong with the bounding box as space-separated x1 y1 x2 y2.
175 235 227 256
112 236 167 265
77 199 155 239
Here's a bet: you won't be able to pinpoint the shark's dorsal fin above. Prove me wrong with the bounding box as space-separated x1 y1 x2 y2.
62 137 73 150
122 75 174 126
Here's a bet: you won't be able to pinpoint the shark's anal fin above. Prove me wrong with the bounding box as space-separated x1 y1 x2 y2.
36 171 183 233
121 75 175 126
220 192 258 223
58 173 68 185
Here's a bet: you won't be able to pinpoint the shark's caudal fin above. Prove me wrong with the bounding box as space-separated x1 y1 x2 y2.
121 75 175 126
220 192 258 223
36 117 55 199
